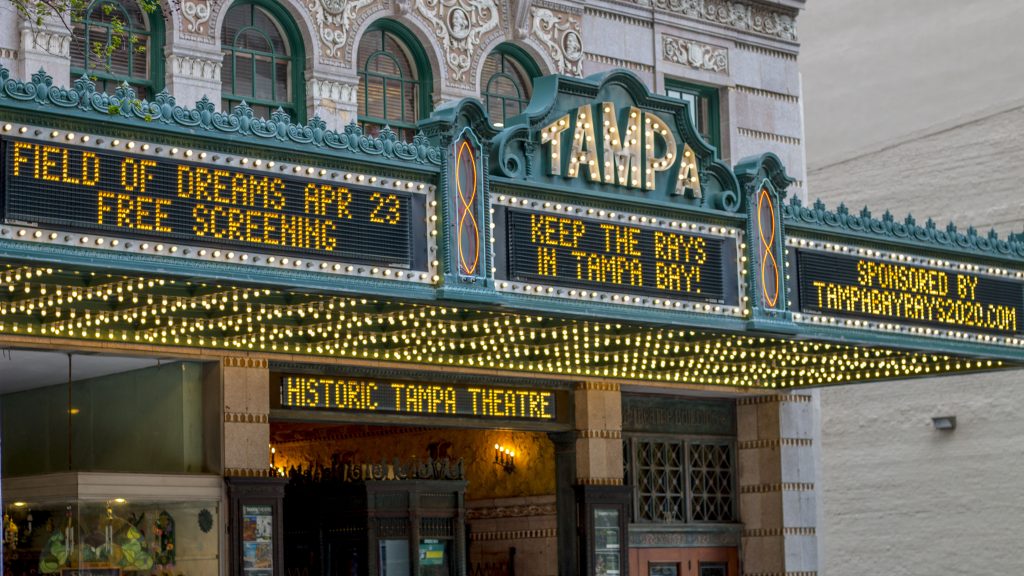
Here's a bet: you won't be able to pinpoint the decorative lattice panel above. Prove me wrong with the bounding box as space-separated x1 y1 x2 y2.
634 440 687 522
688 443 735 522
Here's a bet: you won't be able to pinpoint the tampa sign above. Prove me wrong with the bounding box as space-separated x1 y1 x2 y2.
541 102 702 197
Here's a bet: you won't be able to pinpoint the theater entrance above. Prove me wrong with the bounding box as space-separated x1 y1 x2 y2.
270 371 574 576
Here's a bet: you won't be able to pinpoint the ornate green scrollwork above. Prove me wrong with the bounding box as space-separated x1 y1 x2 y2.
783 195 1024 260
0 65 443 166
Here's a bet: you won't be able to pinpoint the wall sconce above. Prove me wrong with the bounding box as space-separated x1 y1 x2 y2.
494 444 516 473
932 416 957 431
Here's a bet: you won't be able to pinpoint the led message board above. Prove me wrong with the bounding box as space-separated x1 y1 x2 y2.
795 249 1023 336
1 137 428 268
279 375 557 421
497 206 739 305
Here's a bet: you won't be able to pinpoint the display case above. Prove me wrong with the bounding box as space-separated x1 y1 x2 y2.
1 474 222 576
575 485 630 576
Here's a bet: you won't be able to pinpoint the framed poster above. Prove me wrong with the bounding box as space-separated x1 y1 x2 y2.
242 504 274 576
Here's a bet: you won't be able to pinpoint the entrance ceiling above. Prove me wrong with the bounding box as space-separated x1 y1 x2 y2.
0 260 1011 389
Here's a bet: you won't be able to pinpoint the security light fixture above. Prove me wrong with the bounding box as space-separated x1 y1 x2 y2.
932 416 957 431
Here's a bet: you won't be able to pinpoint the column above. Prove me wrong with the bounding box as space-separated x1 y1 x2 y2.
737 391 820 576
574 382 623 486
220 357 287 576
222 356 272 476
574 382 630 576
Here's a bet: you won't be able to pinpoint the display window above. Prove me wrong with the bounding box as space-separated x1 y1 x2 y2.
2 499 220 576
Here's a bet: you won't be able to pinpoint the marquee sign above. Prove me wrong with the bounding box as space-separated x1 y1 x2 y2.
541 102 701 197
492 196 743 313
278 375 558 421
1 134 431 271
792 246 1024 337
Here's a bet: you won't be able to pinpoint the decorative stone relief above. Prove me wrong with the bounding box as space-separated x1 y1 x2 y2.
650 0 797 41
662 34 728 73
22 29 71 58
309 0 376 63
530 7 582 77
169 55 222 80
182 0 212 35
309 77 358 105
415 0 500 87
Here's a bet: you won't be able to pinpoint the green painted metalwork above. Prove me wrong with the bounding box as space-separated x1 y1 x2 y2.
783 195 1024 264
2 64 1024 368
489 69 741 215
0 65 442 168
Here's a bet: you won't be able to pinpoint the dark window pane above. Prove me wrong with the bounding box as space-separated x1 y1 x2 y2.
275 61 289 101
357 28 421 136
221 55 234 93
235 54 254 97
254 56 273 100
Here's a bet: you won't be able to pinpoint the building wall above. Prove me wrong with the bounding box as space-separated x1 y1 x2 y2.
0 0 809 197
799 1 1024 574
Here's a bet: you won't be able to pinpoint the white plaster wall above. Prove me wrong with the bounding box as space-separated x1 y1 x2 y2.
799 0 1024 168
821 370 1024 575
801 1 1024 573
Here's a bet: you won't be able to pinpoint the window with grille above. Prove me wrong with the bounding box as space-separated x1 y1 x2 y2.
665 80 721 151
481 51 533 127
625 438 736 524
358 25 425 142
221 1 301 121
70 0 161 99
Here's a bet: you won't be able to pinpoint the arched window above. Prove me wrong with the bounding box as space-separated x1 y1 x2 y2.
70 0 164 99
221 0 305 122
481 45 539 127
357 21 432 141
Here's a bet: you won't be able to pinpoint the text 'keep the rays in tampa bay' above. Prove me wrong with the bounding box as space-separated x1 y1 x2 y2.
507 209 729 303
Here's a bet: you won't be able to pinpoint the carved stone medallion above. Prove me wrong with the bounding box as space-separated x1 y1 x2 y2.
415 0 501 87
530 7 583 77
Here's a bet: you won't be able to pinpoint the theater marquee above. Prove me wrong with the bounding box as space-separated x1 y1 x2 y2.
492 195 744 315
790 239 1024 342
1 130 435 280
277 375 560 421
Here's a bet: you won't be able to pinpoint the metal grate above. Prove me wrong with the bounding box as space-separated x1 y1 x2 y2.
626 438 735 524
634 440 687 522
689 443 735 522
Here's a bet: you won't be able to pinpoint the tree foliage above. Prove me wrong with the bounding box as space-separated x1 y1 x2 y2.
12 0 160 70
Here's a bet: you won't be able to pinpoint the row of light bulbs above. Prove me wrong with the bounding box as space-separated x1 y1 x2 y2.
0 262 1002 388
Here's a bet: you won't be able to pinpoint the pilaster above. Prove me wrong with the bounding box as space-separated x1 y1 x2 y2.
737 392 819 576
574 381 623 486
307 72 358 130
165 44 223 109
221 357 273 477
18 16 70 81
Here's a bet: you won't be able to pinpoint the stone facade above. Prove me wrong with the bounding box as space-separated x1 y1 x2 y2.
0 0 810 199
0 0 820 574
